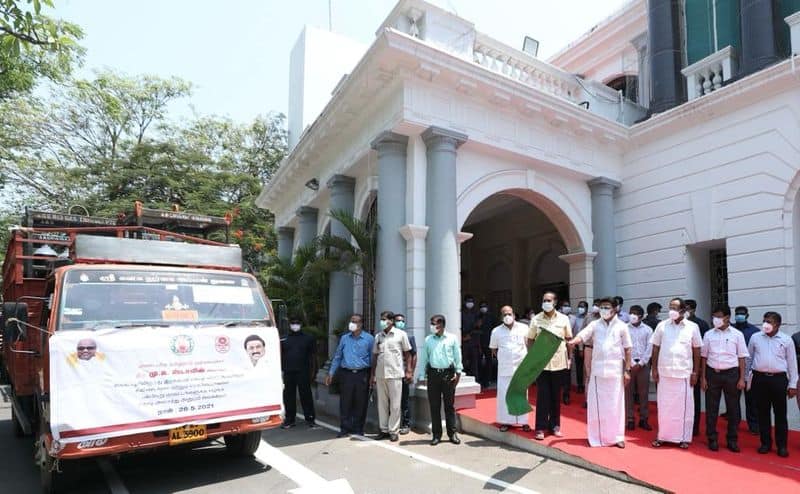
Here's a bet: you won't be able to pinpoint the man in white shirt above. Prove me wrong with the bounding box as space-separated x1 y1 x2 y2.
568 296 632 448
625 305 653 431
747 311 798 458
700 304 748 453
490 306 531 432
651 298 702 449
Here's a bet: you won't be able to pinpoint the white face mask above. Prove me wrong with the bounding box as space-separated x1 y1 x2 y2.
502 314 514 326
542 301 555 312
591 305 600 314
762 322 773 333
348 322 358 332
479 307 488 313
430 324 439 334
669 309 681 321
629 314 640 324
465 302 474 309
290 324 301 332
561 306 571 315
599 308 613 320
577 307 586 315
712 317 724 329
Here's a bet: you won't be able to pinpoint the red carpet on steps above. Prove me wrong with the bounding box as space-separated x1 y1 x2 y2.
458 389 800 493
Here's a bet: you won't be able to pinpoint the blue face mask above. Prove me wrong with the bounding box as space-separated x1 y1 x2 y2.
395 321 406 330
734 314 746 324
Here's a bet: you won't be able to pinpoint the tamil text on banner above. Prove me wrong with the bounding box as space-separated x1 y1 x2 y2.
505 327 562 416
49 325 282 443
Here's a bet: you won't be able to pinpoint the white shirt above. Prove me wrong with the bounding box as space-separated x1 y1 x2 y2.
628 322 653 366
701 326 748 371
576 316 632 378
489 322 529 377
747 331 799 388
651 318 702 379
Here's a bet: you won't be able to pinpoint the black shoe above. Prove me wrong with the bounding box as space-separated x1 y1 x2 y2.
374 432 390 440
727 442 740 453
708 439 719 452
626 421 635 431
430 437 441 446
280 422 296 430
758 445 770 454
307 422 320 429
638 420 652 431
336 431 349 438
390 433 398 442
777 448 789 458
399 426 410 435
449 434 461 445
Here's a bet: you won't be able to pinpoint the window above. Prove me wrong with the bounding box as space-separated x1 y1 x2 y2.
684 0 741 65
709 249 728 309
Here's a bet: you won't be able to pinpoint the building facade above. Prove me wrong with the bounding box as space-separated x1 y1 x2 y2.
258 0 800 371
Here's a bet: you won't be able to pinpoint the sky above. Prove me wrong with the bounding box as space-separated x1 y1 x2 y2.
51 0 632 123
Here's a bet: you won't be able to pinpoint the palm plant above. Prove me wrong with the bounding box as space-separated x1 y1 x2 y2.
264 243 327 327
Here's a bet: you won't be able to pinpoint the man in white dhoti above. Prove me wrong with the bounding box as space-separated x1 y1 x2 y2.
568 297 632 448
490 306 531 432
650 297 702 449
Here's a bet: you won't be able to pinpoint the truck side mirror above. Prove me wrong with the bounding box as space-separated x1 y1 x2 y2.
2 302 29 342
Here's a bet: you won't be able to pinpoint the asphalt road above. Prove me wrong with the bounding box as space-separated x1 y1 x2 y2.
0 387 656 494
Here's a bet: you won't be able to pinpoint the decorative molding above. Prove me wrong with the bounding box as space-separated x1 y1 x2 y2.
399 224 429 241
296 206 319 217
457 231 474 244
558 251 597 264
326 174 356 190
587 176 621 189
421 126 468 149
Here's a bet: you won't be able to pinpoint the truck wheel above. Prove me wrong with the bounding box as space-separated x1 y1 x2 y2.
11 406 24 437
224 431 262 457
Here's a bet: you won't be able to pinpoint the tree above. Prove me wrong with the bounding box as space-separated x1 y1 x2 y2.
315 208 378 300
0 0 83 98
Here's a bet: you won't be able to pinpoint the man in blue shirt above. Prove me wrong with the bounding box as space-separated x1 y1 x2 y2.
325 314 374 437
733 305 761 434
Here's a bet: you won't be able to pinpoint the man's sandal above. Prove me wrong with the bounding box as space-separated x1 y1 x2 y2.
651 440 663 448
499 425 510 432
679 442 690 449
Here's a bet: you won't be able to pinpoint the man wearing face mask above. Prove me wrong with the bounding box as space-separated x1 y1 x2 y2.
393 313 417 435
490 306 531 432
567 296 632 448
733 306 761 434
614 296 630 323
643 302 662 331
326 314 374 438
572 301 589 395
700 304 748 452
461 295 482 383
478 301 496 387
747 312 798 457
625 305 653 431
280 318 318 429
528 291 572 440
417 314 463 445
371 311 412 441
651 298 702 449
685 299 711 437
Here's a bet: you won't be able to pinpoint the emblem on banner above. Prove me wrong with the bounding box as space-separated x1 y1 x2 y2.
215 335 230 354
170 335 195 355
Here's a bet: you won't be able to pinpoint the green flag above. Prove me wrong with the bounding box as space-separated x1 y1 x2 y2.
505 327 563 416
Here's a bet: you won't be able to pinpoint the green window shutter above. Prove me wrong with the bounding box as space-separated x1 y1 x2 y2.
779 0 800 57
714 0 741 53
685 0 714 65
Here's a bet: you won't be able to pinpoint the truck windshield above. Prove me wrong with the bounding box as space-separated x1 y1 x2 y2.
58 269 271 330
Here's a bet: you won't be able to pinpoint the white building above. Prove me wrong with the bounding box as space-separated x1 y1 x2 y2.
258 0 800 402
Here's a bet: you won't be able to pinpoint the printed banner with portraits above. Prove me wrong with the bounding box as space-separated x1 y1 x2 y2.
49 325 283 443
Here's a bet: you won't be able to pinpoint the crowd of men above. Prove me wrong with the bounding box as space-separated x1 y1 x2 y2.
278 294 799 457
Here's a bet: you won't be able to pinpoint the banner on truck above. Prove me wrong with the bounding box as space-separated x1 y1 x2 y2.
49 325 283 443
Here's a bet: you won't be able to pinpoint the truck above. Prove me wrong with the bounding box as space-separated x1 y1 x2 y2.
1 204 284 493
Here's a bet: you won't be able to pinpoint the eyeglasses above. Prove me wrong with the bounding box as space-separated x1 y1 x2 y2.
77 346 96 351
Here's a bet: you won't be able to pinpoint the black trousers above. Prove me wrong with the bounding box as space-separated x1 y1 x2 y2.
574 349 585 391
693 383 702 435
535 369 566 431
338 369 370 434
427 367 457 439
283 370 315 424
705 367 740 443
744 388 759 431
401 378 411 427
463 341 481 380
752 371 789 449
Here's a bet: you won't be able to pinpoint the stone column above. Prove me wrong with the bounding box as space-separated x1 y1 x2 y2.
371 132 408 328
296 206 319 249
588 178 620 297
327 174 356 357
559 252 597 303
648 0 686 113
277 226 295 261
399 224 429 370
422 126 467 342
740 0 780 76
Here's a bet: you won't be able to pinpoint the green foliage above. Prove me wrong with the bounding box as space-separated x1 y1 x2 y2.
0 0 84 98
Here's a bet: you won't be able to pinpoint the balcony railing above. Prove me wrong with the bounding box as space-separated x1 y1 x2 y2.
681 46 737 100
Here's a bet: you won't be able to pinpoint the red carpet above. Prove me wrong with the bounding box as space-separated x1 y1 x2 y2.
459 388 800 493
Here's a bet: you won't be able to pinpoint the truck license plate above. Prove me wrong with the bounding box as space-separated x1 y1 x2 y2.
168 424 207 445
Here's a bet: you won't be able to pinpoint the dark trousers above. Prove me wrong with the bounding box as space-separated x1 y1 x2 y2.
427 367 457 439
401 378 411 427
705 367 740 443
535 369 566 431
463 341 481 380
625 364 650 422
283 370 315 424
752 371 789 449
744 388 759 432
338 369 369 434
574 350 585 392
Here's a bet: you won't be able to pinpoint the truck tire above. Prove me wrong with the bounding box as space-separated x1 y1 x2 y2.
38 418 59 494
223 431 262 457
